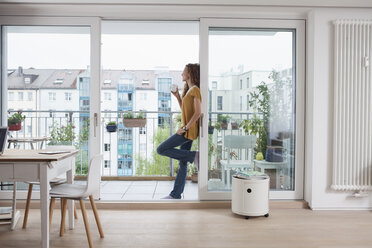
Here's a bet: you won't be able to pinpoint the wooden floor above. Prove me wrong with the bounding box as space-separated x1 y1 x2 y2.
1 208 372 248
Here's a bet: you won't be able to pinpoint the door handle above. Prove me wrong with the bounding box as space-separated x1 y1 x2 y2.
94 113 98 137
200 113 204 137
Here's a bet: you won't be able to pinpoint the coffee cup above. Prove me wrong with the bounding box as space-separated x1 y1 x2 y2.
170 84 178 93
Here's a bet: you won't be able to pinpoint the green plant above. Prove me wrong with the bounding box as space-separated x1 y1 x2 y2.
214 122 221 131
240 115 267 157
217 115 231 124
107 121 117 125
190 164 198 175
174 114 182 129
8 111 26 125
123 111 135 119
49 121 76 145
136 111 145 119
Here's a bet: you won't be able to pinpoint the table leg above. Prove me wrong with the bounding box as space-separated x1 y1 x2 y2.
40 164 50 248
67 157 75 230
10 182 20 230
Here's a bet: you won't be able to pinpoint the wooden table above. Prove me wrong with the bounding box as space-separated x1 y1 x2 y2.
7 136 49 149
0 149 79 248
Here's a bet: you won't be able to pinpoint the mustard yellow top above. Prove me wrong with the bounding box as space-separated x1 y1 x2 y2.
181 85 202 140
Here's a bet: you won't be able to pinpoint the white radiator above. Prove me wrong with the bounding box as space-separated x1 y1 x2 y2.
331 19 372 191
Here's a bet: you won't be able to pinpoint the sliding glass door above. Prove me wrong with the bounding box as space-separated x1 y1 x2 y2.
0 17 101 199
199 19 305 200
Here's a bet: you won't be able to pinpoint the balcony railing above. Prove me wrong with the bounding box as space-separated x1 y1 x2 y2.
7 110 257 177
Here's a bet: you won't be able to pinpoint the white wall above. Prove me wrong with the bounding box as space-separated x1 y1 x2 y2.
306 8 372 210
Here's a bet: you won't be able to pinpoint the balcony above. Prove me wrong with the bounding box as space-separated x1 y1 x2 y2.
5 110 259 200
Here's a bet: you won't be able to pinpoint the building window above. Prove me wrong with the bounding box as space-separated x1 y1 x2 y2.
24 77 31 84
18 92 23 101
65 93 72 101
49 92 56 101
217 96 223 110
28 92 33 101
139 127 146 134
247 77 250 88
212 81 217 90
240 96 242 111
104 79 112 85
54 78 64 84
240 79 242 89
247 95 250 110
104 143 111 152
104 160 111 168
140 93 147 101
104 92 112 101
8 92 14 101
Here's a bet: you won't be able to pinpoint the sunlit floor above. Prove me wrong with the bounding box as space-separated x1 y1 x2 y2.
1 208 372 248
98 180 199 201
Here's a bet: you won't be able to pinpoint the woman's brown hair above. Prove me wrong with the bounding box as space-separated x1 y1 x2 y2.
181 63 200 98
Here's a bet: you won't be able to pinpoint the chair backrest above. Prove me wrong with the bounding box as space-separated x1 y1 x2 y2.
85 154 103 196
224 135 257 164
224 135 257 149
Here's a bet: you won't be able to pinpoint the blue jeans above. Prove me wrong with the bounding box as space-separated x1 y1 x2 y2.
157 133 195 199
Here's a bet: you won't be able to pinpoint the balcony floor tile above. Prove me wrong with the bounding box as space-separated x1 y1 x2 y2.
100 180 198 201
122 193 154 200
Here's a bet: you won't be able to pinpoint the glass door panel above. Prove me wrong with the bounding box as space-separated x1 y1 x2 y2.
2 25 91 191
199 19 305 200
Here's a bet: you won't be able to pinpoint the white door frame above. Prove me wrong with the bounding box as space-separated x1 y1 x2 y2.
0 16 102 199
198 18 305 200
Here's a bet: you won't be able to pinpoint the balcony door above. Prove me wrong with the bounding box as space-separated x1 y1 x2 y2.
0 17 101 199
199 18 305 200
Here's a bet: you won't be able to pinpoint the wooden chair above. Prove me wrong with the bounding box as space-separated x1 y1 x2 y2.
22 145 78 229
220 135 257 189
49 154 104 248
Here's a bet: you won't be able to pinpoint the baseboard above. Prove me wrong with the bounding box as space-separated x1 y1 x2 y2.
0 199 308 210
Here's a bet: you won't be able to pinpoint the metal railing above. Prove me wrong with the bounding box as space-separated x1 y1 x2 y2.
7 110 258 177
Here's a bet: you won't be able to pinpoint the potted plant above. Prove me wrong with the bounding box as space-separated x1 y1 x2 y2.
217 115 230 130
214 122 221 132
8 111 26 131
231 120 239 130
190 164 198 183
208 123 214 134
106 121 117 132
123 111 147 128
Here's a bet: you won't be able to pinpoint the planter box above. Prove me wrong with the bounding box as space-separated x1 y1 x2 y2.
123 118 147 128
106 125 117 132
8 123 21 131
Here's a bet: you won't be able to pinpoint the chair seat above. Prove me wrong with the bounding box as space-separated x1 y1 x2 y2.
220 160 254 169
26 178 67 186
50 184 88 199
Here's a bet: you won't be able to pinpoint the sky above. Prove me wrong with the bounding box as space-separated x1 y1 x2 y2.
7 24 293 75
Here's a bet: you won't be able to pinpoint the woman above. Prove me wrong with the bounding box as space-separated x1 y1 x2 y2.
157 63 201 199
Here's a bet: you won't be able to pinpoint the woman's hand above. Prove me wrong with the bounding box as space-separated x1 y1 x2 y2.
176 128 186 135
171 89 180 98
